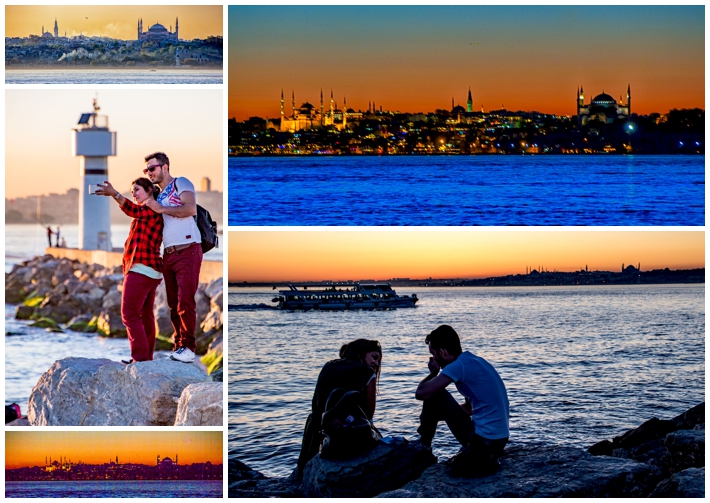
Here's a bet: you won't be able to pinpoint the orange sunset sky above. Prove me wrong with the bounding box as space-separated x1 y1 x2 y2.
228 230 704 282
229 6 704 120
5 5 222 40
5 431 222 469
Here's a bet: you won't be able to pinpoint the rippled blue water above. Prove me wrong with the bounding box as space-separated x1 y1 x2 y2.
5 480 222 498
228 285 705 477
227 155 704 226
5 68 223 84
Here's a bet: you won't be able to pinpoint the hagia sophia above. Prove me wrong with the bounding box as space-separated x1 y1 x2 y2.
137 18 179 42
577 85 631 126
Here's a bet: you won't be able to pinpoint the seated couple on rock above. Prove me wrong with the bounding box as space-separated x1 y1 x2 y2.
296 325 510 478
95 152 203 365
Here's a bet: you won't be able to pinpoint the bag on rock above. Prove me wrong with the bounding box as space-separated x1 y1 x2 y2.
320 388 381 459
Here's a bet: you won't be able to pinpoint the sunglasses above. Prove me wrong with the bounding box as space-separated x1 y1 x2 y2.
143 164 162 174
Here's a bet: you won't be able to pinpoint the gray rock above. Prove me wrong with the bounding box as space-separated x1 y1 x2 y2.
204 277 223 299
672 403 705 430
5 278 28 304
379 444 662 498
649 467 705 498
174 382 223 426
154 306 173 338
662 429 704 474
52 260 77 286
301 437 437 497
15 305 34 320
27 357 209 426
210 290 223 311
200 305 222 334
96 308 127 337
102 289 122 310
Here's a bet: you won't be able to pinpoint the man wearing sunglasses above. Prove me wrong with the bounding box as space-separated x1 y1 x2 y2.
142 151 202 364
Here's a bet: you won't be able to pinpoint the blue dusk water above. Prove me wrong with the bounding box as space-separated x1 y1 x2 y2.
227 155 704 226
5 480 223 498
228 285 705 478
5 68 222 84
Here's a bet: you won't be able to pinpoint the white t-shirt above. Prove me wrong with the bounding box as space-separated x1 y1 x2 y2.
157 177 201 247
441 351 510 440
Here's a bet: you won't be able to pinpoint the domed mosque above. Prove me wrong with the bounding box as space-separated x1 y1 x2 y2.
138 18 179 43
577 85 631 126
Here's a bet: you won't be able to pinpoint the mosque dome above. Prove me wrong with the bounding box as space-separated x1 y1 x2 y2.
41 31 54 38
452 105 466 114
148 23 168 33
591 93 616 106
299 102 315 112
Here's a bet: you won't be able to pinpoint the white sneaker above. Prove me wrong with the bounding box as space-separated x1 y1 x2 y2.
170 347 195 363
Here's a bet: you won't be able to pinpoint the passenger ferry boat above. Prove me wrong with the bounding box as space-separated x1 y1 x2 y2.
272 283 419 310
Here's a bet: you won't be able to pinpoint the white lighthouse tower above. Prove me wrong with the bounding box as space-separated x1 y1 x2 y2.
71 98 117 250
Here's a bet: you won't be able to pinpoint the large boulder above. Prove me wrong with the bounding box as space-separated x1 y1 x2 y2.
27 357 209 426
648 467 705 497
662 429 704 474
174 382 223 426
5 278 28 304
229 459 304 498
300 437 437 497
378 444 662 498
96 307 127 337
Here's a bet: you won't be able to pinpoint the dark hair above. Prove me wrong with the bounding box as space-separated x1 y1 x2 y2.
340 338 382 386
425 325 462 356
131 177 159 199
144 151 170 168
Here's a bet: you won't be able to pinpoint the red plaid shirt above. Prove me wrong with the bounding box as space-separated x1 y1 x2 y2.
120 199 164 276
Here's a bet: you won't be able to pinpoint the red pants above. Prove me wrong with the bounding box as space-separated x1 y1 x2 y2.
121 272 162 361
163 242 203 351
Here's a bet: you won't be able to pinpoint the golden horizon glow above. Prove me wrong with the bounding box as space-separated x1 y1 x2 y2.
228 231 705 282
6 6 222 40
5 431 222 469
229 6 704 120
6 89 222 200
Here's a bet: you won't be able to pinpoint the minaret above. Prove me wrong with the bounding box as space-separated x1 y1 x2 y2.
451 97 454 110
175 17 179 40
627 84 631 115
467 87 473 113
330 90 334 118
291 90 295 119
320 89 324 126
176 454 178 465
343 96 347 129
577 86 585 127
42 25 44 35
280 89 285 121
54 18 58 38
71 97 116 250
157 455 161 465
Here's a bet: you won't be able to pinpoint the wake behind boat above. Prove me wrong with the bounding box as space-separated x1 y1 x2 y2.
272 283 418 310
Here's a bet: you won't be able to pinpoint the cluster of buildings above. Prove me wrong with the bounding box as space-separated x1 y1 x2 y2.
5 16 223 67
230 86 703 156
6 454 222 481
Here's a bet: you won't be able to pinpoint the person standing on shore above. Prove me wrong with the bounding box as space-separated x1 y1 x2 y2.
46 226 53 247
142 152 202 364
96 178 163 363
55 226 61 248
415 325 509 476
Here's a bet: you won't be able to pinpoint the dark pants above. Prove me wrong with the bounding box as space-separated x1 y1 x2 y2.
121 272 162 362
163 243 203 352
418 389 507 472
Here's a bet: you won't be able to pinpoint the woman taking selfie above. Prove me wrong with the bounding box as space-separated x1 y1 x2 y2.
96 178 163 363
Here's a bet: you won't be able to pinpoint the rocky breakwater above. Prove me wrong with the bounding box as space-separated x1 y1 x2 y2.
28 357 222 426
229 403 704 498
5 254 223 376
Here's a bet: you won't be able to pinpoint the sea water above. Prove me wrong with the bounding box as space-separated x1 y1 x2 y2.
5 68 222 85
228 285 704 477
5 480 222 498
227 155 704 226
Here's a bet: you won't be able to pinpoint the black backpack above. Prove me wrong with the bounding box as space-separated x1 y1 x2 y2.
174 178 218 253
195 204 218 253
319 388 381 460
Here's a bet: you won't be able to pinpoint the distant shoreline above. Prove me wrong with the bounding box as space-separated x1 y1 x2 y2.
228 152 703 157
229 268 705 288
6 66 222 71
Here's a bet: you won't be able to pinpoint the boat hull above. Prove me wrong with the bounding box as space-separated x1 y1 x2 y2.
280 297 418 310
